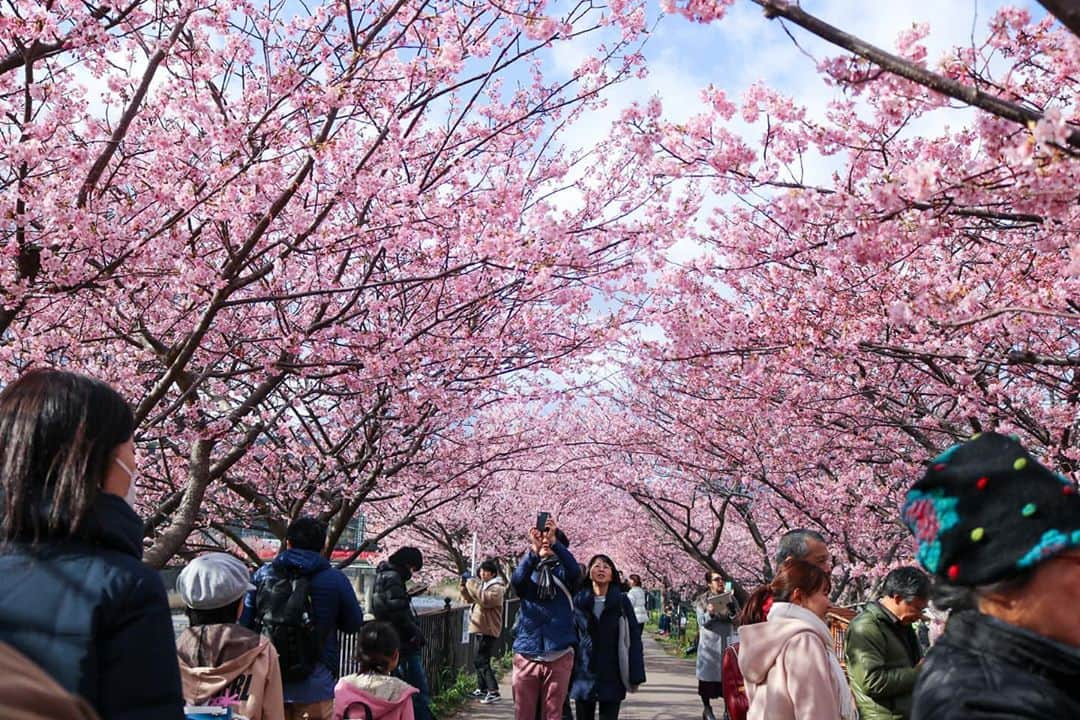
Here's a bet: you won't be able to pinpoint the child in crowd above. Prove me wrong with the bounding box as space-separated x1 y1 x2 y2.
658 604 673 636
334 622 417 720
176 553 284 720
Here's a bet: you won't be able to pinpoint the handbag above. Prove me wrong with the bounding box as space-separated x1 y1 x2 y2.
721 643 749 720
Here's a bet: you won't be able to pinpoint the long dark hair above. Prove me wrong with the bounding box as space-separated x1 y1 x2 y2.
357 621 400 674
739 559 830 625
0 369 135 543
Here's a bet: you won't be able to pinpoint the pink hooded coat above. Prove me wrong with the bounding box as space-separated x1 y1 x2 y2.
737 602 856 720
333 674 417 720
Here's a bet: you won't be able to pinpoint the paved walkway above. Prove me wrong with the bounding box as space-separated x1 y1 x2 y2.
455 638 704 720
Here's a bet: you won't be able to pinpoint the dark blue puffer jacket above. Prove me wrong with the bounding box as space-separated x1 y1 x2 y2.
511 543 580 657
241 547 364 703
570 585 646 703
0 493 185 720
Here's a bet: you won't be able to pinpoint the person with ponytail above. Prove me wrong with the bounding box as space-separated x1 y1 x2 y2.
334 622 417 720
736 559 856 720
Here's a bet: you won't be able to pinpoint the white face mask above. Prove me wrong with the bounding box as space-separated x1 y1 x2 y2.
114 457 138 509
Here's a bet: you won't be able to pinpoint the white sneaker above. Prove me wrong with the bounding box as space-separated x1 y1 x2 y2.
480 693 502 704
471 689 485 698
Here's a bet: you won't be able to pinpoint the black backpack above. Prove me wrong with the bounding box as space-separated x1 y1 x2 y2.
254 567 325 682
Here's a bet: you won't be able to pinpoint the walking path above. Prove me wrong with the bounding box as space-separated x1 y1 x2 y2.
456 638 703 720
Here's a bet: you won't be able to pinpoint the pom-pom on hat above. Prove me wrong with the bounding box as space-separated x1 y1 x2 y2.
176 552 255 610
902 432 1080 586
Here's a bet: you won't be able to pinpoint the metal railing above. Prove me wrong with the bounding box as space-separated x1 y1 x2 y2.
338 598 521 695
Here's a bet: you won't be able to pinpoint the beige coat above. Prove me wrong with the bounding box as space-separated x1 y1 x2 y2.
177 623 285 720
0 641 99 720
461 577 506 637
738 602 857 720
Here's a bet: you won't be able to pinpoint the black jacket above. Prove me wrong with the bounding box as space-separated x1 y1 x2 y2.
569 585 646 703
371 561 424 652
0 493 185 720
912 610 1080 719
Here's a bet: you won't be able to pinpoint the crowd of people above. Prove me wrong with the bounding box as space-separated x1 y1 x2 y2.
1 371 1079 720
506 519 646 720
691 429 1080 720
0 369 651 720
0 369 434 720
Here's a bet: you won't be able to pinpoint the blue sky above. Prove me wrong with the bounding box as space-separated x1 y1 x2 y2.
548 0 1048 153
538 0 1053 383
533 0 1051 266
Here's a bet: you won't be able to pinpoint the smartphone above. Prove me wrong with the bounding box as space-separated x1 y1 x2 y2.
724 580 733 593
536 511 550 533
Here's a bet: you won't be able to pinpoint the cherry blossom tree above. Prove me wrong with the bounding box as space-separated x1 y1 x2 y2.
0 0 692 566
4 0 1077 595
583 3 1079 599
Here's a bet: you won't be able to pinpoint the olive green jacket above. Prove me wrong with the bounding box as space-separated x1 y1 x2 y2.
844 601 922 720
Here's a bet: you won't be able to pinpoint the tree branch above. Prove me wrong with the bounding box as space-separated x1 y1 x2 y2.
754 0 1080 149
1036 0 1080 39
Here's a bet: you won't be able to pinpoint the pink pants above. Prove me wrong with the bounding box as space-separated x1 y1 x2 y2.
512 651 575 720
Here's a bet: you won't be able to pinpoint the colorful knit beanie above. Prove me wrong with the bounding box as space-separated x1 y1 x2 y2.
902 432 1080 585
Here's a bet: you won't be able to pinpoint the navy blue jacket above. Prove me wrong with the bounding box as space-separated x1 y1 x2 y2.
570 586 646 703
0 493 184 720
242 548 364 703
511 543 580 657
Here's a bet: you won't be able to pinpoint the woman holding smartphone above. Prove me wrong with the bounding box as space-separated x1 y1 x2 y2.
460 559 506 704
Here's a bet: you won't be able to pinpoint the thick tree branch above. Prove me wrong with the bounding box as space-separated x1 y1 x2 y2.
754 0 1080 149
1037 0 1080 39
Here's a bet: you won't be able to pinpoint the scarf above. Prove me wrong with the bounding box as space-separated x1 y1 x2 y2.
767 602 858 720
535 555 560 600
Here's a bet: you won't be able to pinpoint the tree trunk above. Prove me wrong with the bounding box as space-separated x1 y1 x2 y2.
143 439 214 568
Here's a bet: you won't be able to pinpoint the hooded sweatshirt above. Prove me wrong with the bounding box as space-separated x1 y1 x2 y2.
177 623 285 720
737 602 857 720
333 673 418 720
